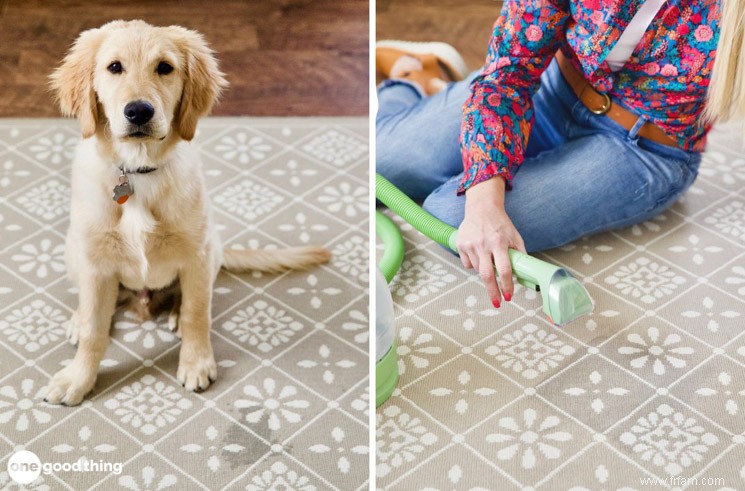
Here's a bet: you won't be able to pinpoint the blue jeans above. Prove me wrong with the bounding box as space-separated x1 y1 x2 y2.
376 59 701 252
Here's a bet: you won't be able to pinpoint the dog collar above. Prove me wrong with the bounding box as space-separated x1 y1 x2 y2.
112 165 158 205
118 165 158 174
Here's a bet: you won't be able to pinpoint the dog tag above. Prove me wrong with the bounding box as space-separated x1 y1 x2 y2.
112 173 133 204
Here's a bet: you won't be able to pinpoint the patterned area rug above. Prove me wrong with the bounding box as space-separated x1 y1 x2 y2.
0 117 369 490
376 123 745 490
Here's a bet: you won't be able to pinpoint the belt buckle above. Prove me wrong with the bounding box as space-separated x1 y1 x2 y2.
590 92 612 115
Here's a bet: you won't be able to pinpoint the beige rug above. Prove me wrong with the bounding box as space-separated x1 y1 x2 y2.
0 117 369 490
376 122 745 490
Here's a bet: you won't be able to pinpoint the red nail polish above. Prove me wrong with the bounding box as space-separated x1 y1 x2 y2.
492 299 501 308
504 293 512 302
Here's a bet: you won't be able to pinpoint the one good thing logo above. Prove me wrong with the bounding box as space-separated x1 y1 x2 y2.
7 450 42 484
6 450 123 484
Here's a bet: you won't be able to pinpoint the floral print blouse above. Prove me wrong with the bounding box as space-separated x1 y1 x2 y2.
459 0 721 194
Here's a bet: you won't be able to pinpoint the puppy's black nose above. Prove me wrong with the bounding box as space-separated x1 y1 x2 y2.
124 101 154 125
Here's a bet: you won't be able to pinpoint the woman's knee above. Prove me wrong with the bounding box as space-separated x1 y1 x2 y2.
422 184 465 229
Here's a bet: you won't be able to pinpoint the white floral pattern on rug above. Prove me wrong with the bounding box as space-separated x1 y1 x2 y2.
439 294 499 331
0 470 51 490
377 405 438 478
699 150 745 186
704 201 745 243
375 121 745 488
392 255 457 303
0 298 66 353
349 387 370 421
118 466 178 490
330 235 368 283
341 309 368 346
0 158 31 188
286 274 342 310
604 257 686 304
277 212 329 244
213 132 272 164
29 132 76 165
114 312 176 350
484 324 576 380
0 117 369 490
619 403 718 475
234 378 310 431
429 370 497 415
558 237 614 265
628 214 669 237
297 344 358 385
15 179 69 222
221 300 304 353
396 326 442 375
726 265 745 296
316 181 367 219
580 309 620 333
560 462 635 491
213 179 284 221
485 408 573 469
667 233 725 265
680 296 741 333
308 426 369 474
51 424 116 463
563 370 630 415
104 375 193 435
617 326 694 376
301 129 367 166
180 425 246 473
0 378 51 432
245 462 316 491
11 238 65 279
694 372 745 416
268 158 319 188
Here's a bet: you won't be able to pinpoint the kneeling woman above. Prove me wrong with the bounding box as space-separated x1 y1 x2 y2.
376 0 740 307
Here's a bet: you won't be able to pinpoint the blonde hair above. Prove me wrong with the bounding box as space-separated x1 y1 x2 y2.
705 0 745 123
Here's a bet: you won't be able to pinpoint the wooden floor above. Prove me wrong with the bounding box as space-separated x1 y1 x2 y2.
377 0 502 75
0 0 368 117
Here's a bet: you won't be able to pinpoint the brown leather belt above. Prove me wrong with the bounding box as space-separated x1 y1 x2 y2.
555 50 679 148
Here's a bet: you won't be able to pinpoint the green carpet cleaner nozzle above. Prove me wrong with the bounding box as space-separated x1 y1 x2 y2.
376 173 594 327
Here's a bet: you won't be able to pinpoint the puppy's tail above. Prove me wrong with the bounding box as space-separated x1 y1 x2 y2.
222 246 331 274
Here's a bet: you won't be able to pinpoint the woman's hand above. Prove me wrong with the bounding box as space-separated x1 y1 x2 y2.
457 177 526 307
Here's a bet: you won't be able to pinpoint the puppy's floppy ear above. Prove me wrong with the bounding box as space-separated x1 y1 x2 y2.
49 28 105 138
170 26 229 141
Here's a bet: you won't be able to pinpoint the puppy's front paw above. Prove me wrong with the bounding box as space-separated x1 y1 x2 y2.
44 364 96 406
177 349 217 392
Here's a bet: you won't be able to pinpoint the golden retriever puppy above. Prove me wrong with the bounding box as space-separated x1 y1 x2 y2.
46 20 331 406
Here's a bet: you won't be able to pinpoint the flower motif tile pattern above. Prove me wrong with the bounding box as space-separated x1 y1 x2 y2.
376 121 745 489
0 118 368 489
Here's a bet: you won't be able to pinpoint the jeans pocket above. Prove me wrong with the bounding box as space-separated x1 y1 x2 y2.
637 136 696 167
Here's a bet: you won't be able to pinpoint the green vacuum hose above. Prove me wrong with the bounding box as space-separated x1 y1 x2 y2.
376 174 458 251
375 210 405 283
375 208 403 407
375 173 594 326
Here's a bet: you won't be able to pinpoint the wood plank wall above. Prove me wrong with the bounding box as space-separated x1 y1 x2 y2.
0 0 369 117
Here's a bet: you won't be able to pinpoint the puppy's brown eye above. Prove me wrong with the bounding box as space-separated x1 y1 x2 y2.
156 61 173 75
107 62 123 74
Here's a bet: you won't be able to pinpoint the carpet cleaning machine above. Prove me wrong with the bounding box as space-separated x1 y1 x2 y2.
375 173 595 406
